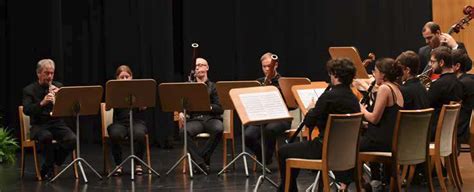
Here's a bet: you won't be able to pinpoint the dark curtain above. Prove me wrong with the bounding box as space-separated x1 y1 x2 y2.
0 0 432 144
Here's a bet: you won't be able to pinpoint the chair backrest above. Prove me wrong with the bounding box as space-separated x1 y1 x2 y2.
289 108 302 130
394 108 434 165
435 104 461 157
100 103 114 138
223 109 233 134
18 106 31 143
323 113 363 171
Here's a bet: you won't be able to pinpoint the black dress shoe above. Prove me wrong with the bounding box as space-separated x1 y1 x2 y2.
40 165 54 181
193 163 210 175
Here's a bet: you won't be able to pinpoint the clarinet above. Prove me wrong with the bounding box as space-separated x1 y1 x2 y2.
360 80 376 108
286 84 332 143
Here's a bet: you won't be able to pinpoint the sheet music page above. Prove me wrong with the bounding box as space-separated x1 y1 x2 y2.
239 91 289 121
297 88 326 109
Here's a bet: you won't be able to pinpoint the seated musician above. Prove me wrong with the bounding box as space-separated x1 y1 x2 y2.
452 49 473 144
397 51 430 110
178 58 224 174
107 65 148 176
278 58 360 192
22 59 77 180
427 46 463 140
418 21 471 75
359 58 404 190
245 52 291 166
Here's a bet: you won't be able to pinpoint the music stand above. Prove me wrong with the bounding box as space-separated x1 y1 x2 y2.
105 79 160 180
50 86 103 183
230 86 293 191
159 82 211 178
329 47 370 79
214 81 265 176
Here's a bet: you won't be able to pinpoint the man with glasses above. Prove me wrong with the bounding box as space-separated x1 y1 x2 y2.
427 46 463 140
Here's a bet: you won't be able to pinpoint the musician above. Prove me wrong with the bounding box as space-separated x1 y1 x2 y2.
397 51 430 110
245 52 291 165
178 58 224 174
427 46 463 140
277 58 360 192
107 65 148 176
418 21 471 75
452 49 473 144
22 59 76 180
359 58 404 190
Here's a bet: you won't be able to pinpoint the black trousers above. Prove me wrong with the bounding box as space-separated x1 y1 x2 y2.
186 118 223 165
31 122 76 170
245 121 290 163
107 121 147 165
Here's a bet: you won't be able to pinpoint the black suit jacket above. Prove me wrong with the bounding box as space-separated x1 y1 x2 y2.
418 43 469 74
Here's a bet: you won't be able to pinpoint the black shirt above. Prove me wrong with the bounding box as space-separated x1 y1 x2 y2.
188 80 224 121
401 78 430 110
303 84 361 139
22 81 65 126
459 73 474 111
428 73 463 109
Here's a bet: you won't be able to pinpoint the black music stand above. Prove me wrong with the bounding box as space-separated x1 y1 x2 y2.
50 86 103 183
214 81 270 176
105 79 160 180
159 82 211 178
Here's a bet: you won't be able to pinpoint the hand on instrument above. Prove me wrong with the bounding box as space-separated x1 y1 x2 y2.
178 112 185 129
40 93 55 106
440 33 458 49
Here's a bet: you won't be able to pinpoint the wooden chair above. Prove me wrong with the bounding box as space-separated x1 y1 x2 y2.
285 113 363 192
429 104 462 192
19 106 78 181
359 108 435 192
183 109 235 172
100 103 152 174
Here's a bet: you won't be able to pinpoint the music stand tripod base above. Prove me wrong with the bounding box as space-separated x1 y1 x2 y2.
165 109 207 178
107 109 160 180
51 113 102 183
253 124 278 191
218 125 271 176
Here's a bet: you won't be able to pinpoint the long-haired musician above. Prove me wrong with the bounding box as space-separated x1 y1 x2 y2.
22 59 77 181
359 58 404 190
277 58 360 192
107 65 148 176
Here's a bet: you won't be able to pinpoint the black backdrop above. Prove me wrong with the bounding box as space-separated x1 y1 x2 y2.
0 0 432 144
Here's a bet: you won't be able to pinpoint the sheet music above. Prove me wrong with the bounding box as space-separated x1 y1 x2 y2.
239 91 289 121
296 88 326 109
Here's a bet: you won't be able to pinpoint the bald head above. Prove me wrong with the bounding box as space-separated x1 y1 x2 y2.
195 57 209 81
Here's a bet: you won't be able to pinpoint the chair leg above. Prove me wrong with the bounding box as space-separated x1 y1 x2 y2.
426 158 435 192
451 152 463 185
32 145 42 181
222 137 228 170
406 165 416 189
285 163 291 192
400 165 408 181
146 135 152 174
20 146 25 178
73 150 78 179
321 170 330 192
231 138 236 170
103 141 110 174
447 155 462 192
355 158 363 192
394 164 403 192
434 157 448 191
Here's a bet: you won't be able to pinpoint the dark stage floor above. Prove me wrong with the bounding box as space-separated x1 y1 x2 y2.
1 142 473 191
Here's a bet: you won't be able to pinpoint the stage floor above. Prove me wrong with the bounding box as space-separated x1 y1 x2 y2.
1 142 473 191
